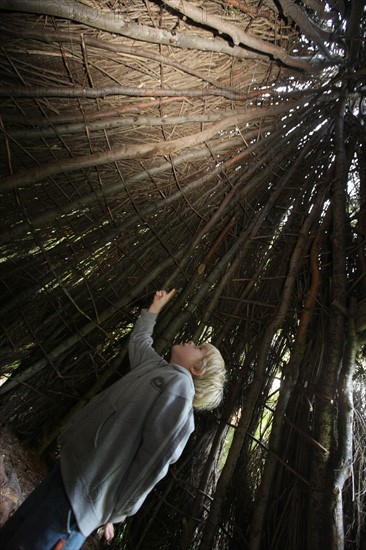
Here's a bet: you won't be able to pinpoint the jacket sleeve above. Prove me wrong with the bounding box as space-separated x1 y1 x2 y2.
109 386 194 522
128 309 162 369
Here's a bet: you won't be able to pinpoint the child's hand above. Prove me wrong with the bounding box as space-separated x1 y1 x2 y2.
148 289 176 314
104 522 115 540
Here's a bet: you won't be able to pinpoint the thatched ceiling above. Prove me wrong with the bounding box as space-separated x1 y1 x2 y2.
0 1 366 548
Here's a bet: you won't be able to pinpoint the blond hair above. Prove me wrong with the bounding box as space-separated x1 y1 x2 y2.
192 343 226 411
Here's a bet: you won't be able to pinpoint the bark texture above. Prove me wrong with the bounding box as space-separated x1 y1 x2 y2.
0 1 365 549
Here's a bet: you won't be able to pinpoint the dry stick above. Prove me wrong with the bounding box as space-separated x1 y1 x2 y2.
4 100 321 247
278 0 336 60
198 187 327 550
158 122 299 331
263 405 330 453
0 110 325 387
215 164 328 342
2 26 244 96
0 126 274 244
344 0 366 67
159 185 243 325
249 229 322 550
332 297 357 533
181 257 278 544
8 113 245 139
307 87 349 550
197 214 237 276
0 100 304 191
180 129 325 549
2 188 209 374
1 223 162 339
0 252 182 397
223 0 273 19
1 96 185 126
154 208 273 354
327 90 357 548
180 336 261 550
160 104 319 339
0 84 252 102
1 110 324 344
1 87 317 128
248 433 310 485
155 104 326 302
356 146 366 299
301 0 337 21
3 122 298 256
1 177 224 314
161 0 315 71
0 0 314 71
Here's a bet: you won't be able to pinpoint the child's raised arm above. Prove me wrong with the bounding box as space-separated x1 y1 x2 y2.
128 289 176 369
147 289 176 314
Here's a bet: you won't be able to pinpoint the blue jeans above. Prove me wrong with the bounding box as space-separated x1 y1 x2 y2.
0 463 86 550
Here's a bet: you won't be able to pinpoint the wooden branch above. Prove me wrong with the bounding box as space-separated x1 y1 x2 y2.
344 1 365 67
162 0 314 70
0 25 241 96
326 0 346 17
294 232 320 345
301 0 338 21
0 0 315 71
6 113 244 139
248 433 309 485
332 298 357 544
278 0 339 61
0 252 182 397
223 0 273 20
0 100 302 190
248 191 326 550
0 84 247 101
307 87 349 550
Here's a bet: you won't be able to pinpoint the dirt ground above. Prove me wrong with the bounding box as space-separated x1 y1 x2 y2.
0 425 102 549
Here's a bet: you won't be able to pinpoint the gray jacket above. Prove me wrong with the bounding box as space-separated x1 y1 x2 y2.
59 309 195 536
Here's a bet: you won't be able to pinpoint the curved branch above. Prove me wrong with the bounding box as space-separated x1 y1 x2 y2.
162 0 314 70
0 100 302 190
1 0 314 71
0 25 241 96
278 0 339 61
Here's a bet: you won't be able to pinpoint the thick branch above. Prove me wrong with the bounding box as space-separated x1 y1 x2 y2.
162 0 314 70
249 230 322 550
344 0 365 67
6 113 245 139
201 178 326 550
307 87 349 550
278 0 338 61
301 0 338 21
0 25 241 96
0 84 246 101
0 0 314 71
331 299 357 546
0 100 302 190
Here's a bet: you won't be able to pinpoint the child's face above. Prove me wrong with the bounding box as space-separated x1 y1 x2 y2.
170 341 206 371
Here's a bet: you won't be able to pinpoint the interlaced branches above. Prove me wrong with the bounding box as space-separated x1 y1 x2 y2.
0 1 365 549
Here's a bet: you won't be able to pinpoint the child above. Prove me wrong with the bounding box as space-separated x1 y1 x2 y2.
0 289 225 549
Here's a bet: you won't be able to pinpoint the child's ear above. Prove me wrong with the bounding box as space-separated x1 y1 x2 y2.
190 364 203 378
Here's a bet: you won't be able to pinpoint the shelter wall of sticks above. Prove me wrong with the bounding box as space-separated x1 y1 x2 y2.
0 1 366 549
